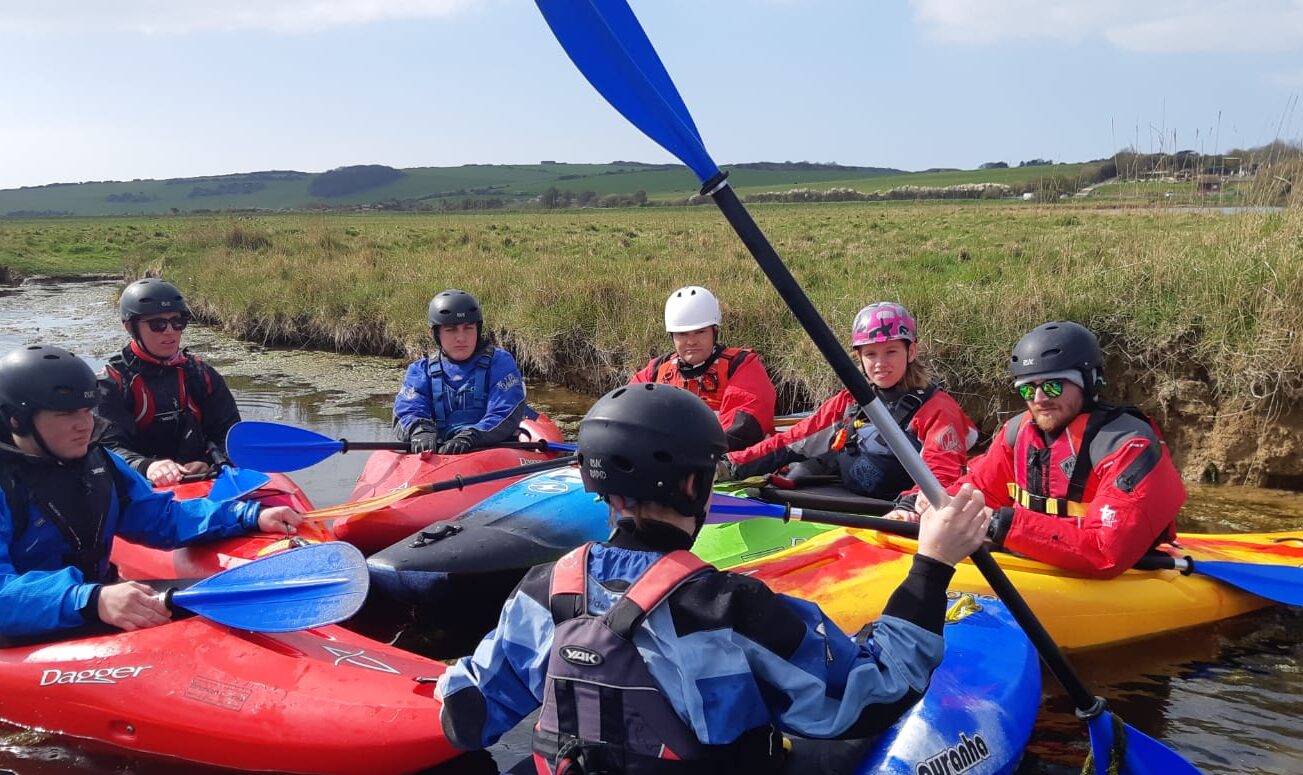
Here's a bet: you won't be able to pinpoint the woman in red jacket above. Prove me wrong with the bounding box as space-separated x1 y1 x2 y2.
630 286 777 451
721 302 977 500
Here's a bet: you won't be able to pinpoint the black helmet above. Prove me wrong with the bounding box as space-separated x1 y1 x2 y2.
0 345 98 435
1009 321 1103 395
577 382 726 523
426 289 483 329
120 278 189 321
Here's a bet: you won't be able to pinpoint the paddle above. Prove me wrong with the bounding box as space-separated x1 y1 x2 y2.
535 3 1201 771
227 420 575 472
162 541 367 632
206 466 273 501
709 495 1302 605
301 454 579 523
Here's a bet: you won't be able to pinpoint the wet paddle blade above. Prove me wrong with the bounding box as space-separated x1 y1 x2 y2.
170 542 367 632
1195 559 1303 605
207 466 272 501
536 0 718 182
226 421 344 472
1086 711 1203 774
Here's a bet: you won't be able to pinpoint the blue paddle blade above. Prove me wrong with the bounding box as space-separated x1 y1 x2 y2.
705 492 786 523
1195 559 1303 605
207 466 272 502
170 542 367 632
226 420 344 472
1086 712 1203 774
536 0 719 182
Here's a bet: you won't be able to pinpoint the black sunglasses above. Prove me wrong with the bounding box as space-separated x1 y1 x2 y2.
143 316 189 333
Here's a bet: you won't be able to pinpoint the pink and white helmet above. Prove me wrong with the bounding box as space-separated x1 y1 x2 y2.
850 302 917 347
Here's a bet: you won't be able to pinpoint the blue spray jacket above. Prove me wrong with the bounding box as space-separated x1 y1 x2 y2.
0 447 260 640
437 523 955 751
393 346 526 446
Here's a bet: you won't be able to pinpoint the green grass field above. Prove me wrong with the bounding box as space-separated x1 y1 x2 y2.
5 201 1295 423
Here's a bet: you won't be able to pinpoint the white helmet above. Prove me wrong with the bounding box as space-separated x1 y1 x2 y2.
664 286 721 332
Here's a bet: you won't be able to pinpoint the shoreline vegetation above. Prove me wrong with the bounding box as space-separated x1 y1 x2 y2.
0 201 1299 487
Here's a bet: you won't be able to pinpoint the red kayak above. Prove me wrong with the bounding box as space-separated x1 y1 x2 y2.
0 618 460 774
332 415 565 553
110 472 333 581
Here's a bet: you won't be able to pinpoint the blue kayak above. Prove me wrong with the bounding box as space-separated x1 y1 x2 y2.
841 593 1040 774
367 466 608 605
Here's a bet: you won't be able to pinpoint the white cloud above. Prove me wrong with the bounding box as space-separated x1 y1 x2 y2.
0 0 481 35
910 0 1303 53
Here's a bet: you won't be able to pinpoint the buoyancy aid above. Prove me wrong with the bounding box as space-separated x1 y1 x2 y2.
427 348 495 438
0 444 125 583
1005 403 1156 519
103 345 214 463
651 346 753 413
533 542 784 775
832 384 939 498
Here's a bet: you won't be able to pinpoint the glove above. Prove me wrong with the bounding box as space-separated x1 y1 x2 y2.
410 431 439 454
438 434 474 456
987 506 1015 547
715 458 736 483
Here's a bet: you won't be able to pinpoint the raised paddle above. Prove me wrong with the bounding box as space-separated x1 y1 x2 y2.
162 541 367 632
301 454 579 523
226 420 575 473
535 3 1201 771
709 494 1303 605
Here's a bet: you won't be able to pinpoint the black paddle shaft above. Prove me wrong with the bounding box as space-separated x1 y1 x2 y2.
338 439 558 454
705 178 1106 719
419 454 578 494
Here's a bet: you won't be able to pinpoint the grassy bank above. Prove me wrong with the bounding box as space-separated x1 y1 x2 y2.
2 203 1300 427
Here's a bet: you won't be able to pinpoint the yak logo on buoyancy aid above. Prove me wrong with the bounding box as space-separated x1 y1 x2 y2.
560 645 604 667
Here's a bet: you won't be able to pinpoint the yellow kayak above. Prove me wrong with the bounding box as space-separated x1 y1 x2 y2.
733 527 1303 651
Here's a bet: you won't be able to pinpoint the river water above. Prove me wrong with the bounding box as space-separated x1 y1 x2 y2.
0 279 1298 775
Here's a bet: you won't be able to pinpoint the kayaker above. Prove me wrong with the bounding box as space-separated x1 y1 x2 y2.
719 301 977 499
914 320 1188 579
436 382 991 774
393 289 527 456
0 345 304 643
630 285 777 450
97 278 241 486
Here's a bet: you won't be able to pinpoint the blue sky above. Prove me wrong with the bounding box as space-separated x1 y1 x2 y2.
1 0 1300 189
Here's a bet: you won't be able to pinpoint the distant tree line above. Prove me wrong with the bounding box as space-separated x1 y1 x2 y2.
308 165 406 198
189 181 267 198
105 191 155 203
538 187 648 209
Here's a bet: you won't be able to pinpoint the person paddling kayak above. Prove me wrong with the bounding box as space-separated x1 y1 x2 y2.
630 285 777 450
912 321 1188 578
436 382 990 774
0 345 303 643
97 278 241 487
720 301 977 500
393 289 528 456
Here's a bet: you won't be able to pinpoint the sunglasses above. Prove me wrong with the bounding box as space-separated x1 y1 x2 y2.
143 316 189 333
1016 379 1065 401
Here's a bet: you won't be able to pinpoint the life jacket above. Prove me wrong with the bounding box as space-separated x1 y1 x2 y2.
104 345 214 464
1005 403 1155 519
831 384 939 499
533 543 784 775
651 347 753 413
427 347 495 440
0 444 126 583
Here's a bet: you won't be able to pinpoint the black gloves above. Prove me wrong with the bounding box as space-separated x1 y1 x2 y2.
988 506 1015 547
410 431 439 454
438 434 474 456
